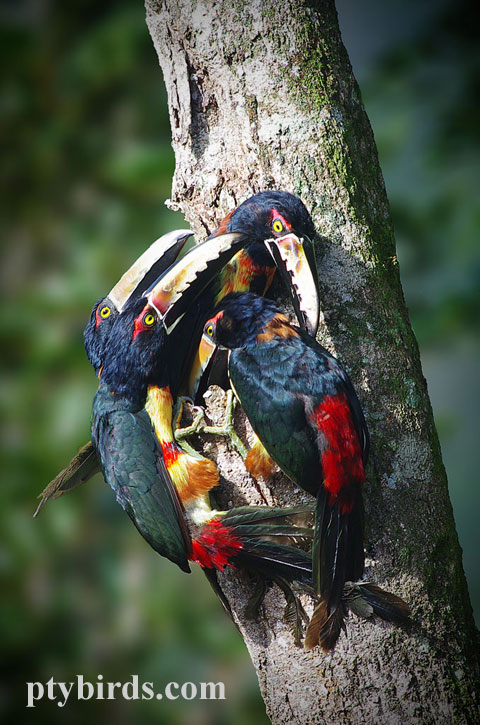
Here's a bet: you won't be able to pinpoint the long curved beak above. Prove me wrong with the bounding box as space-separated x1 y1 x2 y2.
265 233 319 336
187 333 217 397
108 229 193 312
146 232 246 332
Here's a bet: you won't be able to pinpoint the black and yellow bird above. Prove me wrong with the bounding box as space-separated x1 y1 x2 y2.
35 229 193 515
184 190 319 399
93 248 317 605
39 191 320 512
89 230 252 568
207 190 318 333
203 292 410 650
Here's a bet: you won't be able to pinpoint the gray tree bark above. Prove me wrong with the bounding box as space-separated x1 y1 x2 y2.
145 1 480 722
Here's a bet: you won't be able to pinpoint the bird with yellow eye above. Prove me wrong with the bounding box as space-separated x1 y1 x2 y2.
35 229 192 514
94 252 318 631
38 191 320 518
201 292 411 651
173 191 319 435
174 192 319 485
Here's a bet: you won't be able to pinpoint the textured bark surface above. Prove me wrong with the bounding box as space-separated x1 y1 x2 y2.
145 1 480 722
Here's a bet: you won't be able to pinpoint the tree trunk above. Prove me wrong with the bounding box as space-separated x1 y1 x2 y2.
145 1 480 722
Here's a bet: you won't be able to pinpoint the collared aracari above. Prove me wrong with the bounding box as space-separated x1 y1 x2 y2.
35 229 193 516
207 190 319 334
89 230 253 567
38 191 319 512
181 190 320 401
97 272 317 629
202 292 410 650
87 228 310 570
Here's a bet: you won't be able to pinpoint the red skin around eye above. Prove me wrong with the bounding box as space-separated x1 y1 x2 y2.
132 304 156 341
204 309 224 337
95 305 107 329
270 208 292 231
209 310 224 327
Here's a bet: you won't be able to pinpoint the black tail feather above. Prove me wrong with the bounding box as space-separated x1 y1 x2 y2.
305 599 347 651
346 490 365 583
235 539 313 584
34 441 100 517
232 523 313 539
223 504 314 527
307 492 364 650
345 581 411 624
222 505 315 580
244 575 268 620
275 575 310 647
202 568 238 627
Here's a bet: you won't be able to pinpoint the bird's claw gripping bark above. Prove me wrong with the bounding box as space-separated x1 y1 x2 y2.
201 390 248 459
173 397 207 457
174 390 248 459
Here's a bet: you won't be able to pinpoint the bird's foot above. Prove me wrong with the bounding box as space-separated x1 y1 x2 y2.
201 390 248 459
174 397 207 456
175 390 247 459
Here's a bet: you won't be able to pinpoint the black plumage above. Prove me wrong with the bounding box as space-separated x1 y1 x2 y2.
204 293 405 650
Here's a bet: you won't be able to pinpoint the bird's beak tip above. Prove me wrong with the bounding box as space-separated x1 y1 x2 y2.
266 233 319 336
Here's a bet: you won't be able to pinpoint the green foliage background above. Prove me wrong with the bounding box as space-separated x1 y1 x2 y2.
1 1 478 722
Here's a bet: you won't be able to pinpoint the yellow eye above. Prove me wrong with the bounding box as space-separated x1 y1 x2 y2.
205 324 214 337
272 219 284 234
100 306 111 319
144 312 156 326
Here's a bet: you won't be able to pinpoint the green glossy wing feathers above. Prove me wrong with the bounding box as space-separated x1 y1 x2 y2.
229 341 320 492
94 403 191 572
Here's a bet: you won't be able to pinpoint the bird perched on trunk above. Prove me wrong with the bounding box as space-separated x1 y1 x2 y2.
202 292 410 650
207 190 318 332
89 230 251 567
34 229 193 515
93 249 318 622
38 191 320 512
177 190 320 400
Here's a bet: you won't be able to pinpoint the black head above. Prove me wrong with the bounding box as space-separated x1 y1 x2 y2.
203 292 283 349
99 297 169 403
84 297 119 374
83 229 192 375
222 190 317 244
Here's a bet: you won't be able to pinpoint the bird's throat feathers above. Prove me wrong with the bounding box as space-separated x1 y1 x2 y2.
215 248 275 302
